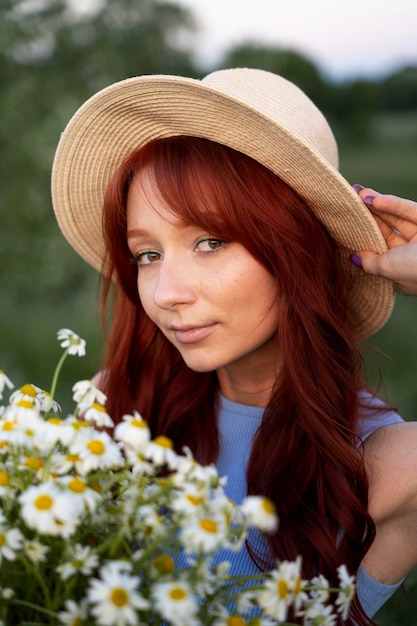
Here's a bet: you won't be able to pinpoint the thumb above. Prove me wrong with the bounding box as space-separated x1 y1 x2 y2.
352 251 385 277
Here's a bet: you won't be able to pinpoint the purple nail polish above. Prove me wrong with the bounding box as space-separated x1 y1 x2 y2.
363 195 376 207
352 184 365 192
350 254 363 269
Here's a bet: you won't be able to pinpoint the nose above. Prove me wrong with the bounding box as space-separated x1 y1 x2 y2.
153 258 197 310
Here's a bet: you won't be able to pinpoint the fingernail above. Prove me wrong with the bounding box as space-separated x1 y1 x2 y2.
363 195 376 207
350 254 363 269
352 184 365 192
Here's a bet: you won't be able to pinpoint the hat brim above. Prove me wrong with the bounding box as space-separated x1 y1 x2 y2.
51 74 394 339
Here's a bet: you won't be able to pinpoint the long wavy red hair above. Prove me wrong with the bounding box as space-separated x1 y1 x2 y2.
100 136 376 625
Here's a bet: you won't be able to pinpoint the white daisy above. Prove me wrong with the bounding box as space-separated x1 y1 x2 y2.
240 496 278 533
335 565 355 620
8 383 39 407
57 329 86 357
23 539 49 563
36 416 75 450
180 514 229 554
3 398 42 429
18 481 84 538
257 557 305 622
72 379 107 411
88 561 149 626
69 431 123 474
124 449 156 476
0 370 14 400
84 402 114 428
114 412 151 452
145 435 178 469
0 525 23 562
58 474 101 511
310 574 330 604
58 598 88 626
33 386 61 413
151 580 199 626
303 601 337 625
56 543 99 580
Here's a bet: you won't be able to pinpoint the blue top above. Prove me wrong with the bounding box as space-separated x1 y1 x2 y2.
213 393 404 618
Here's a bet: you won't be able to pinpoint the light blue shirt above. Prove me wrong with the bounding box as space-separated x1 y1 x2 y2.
214 393 404 618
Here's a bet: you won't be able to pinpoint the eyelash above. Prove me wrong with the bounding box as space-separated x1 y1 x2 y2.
129 237 226 267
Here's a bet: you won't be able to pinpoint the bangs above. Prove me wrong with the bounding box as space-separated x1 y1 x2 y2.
132 136 270 258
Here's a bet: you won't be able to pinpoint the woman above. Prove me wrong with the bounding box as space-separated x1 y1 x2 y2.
51 68 417 624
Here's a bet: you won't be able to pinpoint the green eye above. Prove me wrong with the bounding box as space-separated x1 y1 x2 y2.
131 250 162 266
195 238 225 252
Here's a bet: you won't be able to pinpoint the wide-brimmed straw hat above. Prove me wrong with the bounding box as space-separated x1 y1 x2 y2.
51 67 394 339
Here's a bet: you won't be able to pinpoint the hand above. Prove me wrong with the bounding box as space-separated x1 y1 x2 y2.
352 186 417 296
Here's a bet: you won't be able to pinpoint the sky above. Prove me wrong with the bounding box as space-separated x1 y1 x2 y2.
177 0 417 80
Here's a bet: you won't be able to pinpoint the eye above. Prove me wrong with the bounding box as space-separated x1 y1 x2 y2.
194 237 225 253
130 249 162 266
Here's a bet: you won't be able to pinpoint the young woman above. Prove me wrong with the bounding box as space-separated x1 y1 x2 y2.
51 68 417 625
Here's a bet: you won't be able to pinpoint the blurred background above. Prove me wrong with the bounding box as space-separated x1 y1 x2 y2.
1 1 416 622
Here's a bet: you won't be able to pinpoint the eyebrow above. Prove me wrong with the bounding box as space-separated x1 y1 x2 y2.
126 228 151 239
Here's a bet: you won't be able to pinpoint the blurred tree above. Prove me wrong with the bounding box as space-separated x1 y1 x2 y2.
378 65 417 112
0 0 198 307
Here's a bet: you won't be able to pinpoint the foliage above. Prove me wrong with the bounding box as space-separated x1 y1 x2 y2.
0 330 355 625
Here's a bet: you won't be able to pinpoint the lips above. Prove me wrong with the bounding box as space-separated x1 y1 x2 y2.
170 323 217 344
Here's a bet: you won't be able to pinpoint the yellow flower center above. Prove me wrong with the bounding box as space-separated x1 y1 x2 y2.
153 435 173 449
71 420 89 431
92 402 105 412
2 420 16 432
0 471 9 486
277 579 290 599
228 617 247 626
87 440 105 455
168 587 187 601
199 518 218 533
261 497 276 515
25 456 43 471
110 587 129 607
131 418 148 428
35 494 53 511
0 534 4 547
66 453 80 463
68 477 86 493
48 417 63 425
186 494 205 507
153 555 174 574
294 577 302 595
20 384 37 397
18 399 36 409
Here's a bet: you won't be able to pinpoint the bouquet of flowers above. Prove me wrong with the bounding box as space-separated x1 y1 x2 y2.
0 329 355 626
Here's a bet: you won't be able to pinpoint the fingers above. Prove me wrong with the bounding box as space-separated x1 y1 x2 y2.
353 186 417 244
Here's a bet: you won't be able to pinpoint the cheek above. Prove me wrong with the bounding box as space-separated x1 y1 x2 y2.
137 278 154 318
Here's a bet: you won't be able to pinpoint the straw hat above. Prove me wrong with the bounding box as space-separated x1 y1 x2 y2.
51 67 394 339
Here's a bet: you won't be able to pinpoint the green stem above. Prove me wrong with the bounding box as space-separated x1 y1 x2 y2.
45 347 70 417
10 597 58 618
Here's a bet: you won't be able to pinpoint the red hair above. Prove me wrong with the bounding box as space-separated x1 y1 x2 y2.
101 136 375 625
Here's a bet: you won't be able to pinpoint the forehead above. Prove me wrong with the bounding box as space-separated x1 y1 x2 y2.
126 168 185 229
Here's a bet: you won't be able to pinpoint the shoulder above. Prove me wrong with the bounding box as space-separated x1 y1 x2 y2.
364 420 417 519
361 421 417 582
